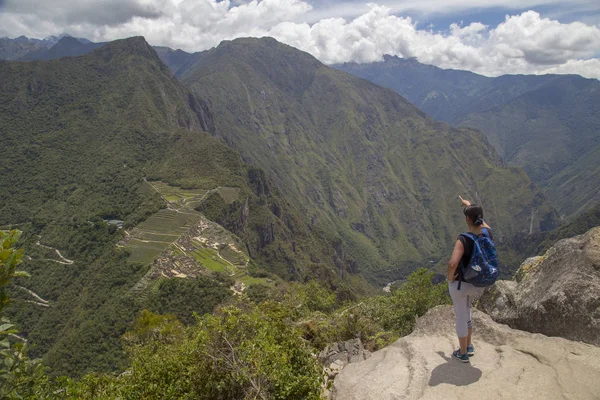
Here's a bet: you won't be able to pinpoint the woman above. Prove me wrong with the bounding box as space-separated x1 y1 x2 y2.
447 196 492 363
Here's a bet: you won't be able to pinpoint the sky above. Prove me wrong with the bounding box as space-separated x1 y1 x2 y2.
1 0 599 78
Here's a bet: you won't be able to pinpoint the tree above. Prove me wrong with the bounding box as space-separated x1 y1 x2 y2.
0 230 47 398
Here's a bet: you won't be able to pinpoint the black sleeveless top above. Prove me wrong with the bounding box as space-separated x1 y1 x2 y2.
458 228 493 267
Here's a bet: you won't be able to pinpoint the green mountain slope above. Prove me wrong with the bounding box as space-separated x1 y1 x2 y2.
0 37 348 376
152 46 196 74
460 77 600 216
335 57 600 218
179 37 559 283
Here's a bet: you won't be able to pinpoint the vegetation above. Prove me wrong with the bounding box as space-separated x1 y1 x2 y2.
0 34 587 387
0 37 354 377
2 265 449 399
0 231 48 399
512 202 600 258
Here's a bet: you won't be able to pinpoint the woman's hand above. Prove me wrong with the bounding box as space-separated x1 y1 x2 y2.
459 195 471 208
447 272 458 281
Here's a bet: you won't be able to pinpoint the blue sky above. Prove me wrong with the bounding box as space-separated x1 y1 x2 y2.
1 0 599 77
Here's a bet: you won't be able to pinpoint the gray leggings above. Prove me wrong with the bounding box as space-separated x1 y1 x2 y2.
449 281 483 338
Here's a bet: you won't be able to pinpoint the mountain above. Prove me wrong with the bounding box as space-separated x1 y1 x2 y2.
460 76 600 216
178 37 559 283
152 46 196 74
18 36 106 61
0 35 49 60
335 56 600 218
3 36 198 71
334 55 558 123
1 36 347 376
0 35 94 61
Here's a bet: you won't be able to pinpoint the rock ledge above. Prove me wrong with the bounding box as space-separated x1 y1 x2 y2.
333 305 600 400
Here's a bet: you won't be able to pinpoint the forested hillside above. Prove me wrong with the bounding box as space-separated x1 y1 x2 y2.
179 37 559 283
0 37 354 376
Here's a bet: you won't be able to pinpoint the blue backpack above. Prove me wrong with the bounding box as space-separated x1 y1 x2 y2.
458 228 499 289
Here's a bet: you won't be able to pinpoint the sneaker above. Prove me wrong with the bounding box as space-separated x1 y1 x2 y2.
452 349 470 363
467 344 475 356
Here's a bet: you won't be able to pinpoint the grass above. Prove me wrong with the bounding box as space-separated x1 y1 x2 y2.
220 246 247 266
191 247 229 274
128 240 173 264
237 274 274 287
164 195 180 202
124 208 201 264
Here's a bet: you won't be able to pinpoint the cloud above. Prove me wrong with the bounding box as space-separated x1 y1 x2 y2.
491 11 600 65
269 7 600 78
0 0 599 79
4 0 164 26
301 0 600 23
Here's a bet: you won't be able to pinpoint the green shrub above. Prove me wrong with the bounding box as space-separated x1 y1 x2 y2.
46 301 323 399
0 230 49 399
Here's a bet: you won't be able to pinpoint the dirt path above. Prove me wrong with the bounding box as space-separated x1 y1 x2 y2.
14 285 50 307
35 239 74 264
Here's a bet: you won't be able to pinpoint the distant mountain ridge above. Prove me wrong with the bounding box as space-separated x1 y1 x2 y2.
0 34 92 60
18 36 106 61
335 55 600 218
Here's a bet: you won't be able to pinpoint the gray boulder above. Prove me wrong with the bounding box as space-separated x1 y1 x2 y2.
319 338 371 378
479 226 600 345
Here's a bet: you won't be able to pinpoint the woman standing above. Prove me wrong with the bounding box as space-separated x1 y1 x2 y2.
447 196 492 363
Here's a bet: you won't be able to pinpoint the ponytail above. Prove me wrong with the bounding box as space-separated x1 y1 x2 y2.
463 204 484 226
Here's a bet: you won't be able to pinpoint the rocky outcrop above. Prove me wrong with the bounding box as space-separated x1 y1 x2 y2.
479 227 600 346
320 339 371 399
320 338 371 374
333 305 600 400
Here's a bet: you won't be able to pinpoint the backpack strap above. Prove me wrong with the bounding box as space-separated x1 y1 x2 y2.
460 232 479 242
456 232 478 290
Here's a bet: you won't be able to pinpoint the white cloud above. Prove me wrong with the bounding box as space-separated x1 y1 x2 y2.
0 0 599 79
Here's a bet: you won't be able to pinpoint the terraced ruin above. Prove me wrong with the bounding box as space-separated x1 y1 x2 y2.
124 180 272 294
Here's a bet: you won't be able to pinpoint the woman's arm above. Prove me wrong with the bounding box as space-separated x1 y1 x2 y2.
448 240 464 281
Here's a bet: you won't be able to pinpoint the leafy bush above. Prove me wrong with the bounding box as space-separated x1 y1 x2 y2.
292 268 451 351
43 301 323 399
9 265 449 399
